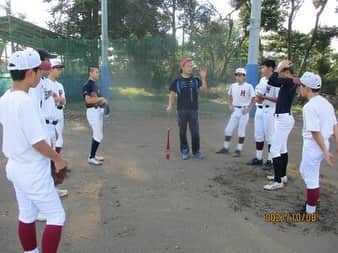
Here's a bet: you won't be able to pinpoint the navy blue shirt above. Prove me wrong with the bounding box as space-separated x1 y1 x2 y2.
268 72 297 114
82 79 100 99
169 76 202 111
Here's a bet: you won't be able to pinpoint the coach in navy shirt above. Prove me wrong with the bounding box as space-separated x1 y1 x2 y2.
166 58 208 160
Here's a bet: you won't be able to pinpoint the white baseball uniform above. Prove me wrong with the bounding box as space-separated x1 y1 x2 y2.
40 78 60 149
0 90 65 225
225 82 255 137
254 77 279 144
47 78 66 148
83 79 104 143
300 95 337 189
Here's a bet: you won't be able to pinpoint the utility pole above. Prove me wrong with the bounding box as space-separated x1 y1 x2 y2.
100 0 110 98
246 0 262 116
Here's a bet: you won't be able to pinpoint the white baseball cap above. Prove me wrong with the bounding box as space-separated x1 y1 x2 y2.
50 58 64 68
300 72 322 89
235 68 246 75
7 49 43 71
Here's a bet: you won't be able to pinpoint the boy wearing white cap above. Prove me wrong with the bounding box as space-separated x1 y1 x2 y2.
216 68 255 157
47 59 68 197
299 72 338 214
0 49 67 253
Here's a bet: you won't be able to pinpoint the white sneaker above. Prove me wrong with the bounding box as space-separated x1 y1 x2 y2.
57 188 68 198
95 155 104 161
264 181 284 191
88 157 103 165
266 175 288 184
36 212 47 222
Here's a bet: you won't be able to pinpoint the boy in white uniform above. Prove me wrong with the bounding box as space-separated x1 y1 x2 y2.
216 68 255 157
48 59 66 154
299 72 338 214
247 60 279 168
0 49 67 253
47 59 68 197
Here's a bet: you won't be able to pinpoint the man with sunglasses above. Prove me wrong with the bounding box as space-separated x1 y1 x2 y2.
216 68 255 157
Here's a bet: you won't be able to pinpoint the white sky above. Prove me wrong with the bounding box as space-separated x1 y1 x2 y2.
1 0 337 49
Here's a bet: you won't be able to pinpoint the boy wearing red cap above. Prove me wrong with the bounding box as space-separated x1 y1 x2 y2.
166 58 208 160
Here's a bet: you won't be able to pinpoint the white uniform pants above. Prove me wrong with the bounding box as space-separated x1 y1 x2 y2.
45 123 57 149
55 117 64 148
225 107 249 138
270 113 294 158
254 106 275 144
6 159 65 225
86 107 104 143
300 139 329 189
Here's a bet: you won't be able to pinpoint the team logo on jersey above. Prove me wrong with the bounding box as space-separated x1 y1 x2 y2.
240 90 246 96
266 86 271 94
44 89 52 100
59 90 63 96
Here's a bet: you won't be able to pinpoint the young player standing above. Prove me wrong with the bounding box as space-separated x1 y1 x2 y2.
47 58 68 197
247 60 279 168
83 66 107 165
298 72 338 214
0 49 66 253
166 58 208 160
216 68 255 157
264 60 298 190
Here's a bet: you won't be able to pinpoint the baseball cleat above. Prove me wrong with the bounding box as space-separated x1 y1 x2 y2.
216 148 229 154
266 175 288 184
181 149 190 160
193 151 204 160
264 181 284 191
232 150 241 157
246 158 263 166
88 157 103 165
95 155 105 161
57 188 68 198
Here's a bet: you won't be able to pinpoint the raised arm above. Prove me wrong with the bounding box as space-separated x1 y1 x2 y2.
199 68 208 94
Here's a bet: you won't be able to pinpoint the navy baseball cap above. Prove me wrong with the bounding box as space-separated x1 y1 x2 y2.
36 48 58 61
261 59 276 69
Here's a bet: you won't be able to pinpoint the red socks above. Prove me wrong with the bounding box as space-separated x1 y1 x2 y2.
307 188 320 206
18 221 37 251
41 225 63 253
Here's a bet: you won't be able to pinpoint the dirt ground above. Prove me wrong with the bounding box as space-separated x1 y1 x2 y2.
1 110 338 253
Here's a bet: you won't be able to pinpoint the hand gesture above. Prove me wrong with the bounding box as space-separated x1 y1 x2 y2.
323 150 334 168
242 108 250 115
166 105 172 113
200 67 207 80
54 157 67 173
277 60 293 73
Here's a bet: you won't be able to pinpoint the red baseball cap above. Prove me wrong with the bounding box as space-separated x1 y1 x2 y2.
179 58 192 69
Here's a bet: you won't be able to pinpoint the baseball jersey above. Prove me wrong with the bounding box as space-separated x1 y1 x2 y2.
41 79 60 121
0 90 47 163
255 77 279 107
169 76 202 111
228 82 255 107
48 78 66 120
268 72 297 114
302 95 337 140
28 80 44 114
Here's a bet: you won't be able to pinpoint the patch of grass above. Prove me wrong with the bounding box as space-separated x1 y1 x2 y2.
114 87 155 97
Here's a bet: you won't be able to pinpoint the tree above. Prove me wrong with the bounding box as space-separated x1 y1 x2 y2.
298 0 329 74
281 0 305 60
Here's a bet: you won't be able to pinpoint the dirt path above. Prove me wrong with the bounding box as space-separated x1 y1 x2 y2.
1 111 337 253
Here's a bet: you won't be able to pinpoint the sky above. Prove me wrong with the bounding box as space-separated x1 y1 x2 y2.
0 0 337 49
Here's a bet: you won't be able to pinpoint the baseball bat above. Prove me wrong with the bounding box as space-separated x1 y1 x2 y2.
166 127 170 160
